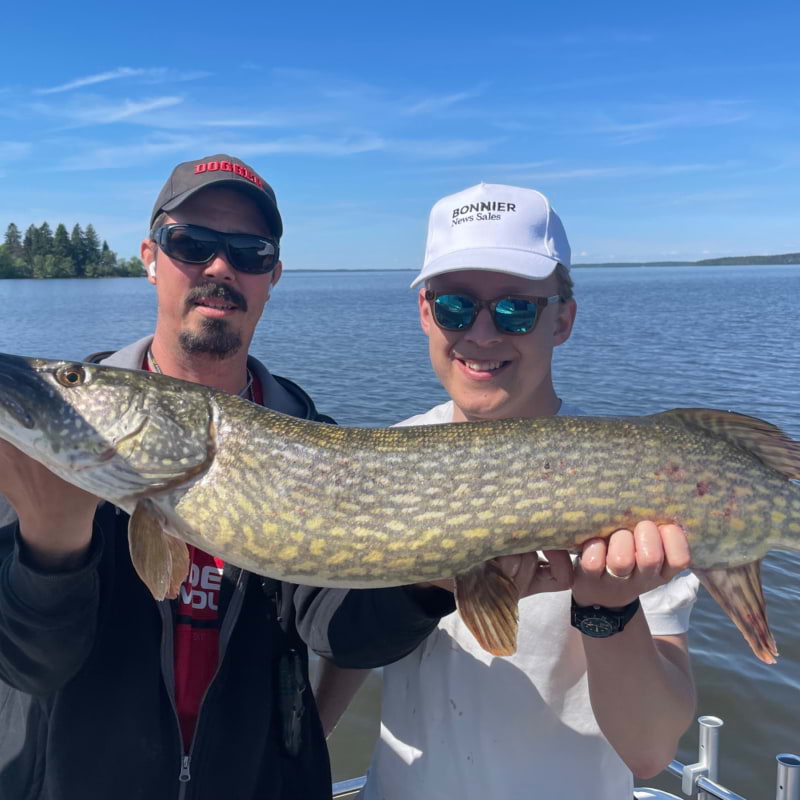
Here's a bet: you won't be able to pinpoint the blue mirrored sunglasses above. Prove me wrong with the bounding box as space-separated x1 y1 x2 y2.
425 290 563 335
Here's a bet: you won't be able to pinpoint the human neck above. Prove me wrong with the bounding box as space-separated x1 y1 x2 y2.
451 383 562 423
149 334 250 396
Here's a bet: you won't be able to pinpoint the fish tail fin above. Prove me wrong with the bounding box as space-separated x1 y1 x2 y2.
656 409 800 479
454 561 519 657
128 500 190 600
693 561 778 664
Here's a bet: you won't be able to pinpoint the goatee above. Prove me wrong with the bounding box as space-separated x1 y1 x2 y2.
179 319 242 359
180 281 247 358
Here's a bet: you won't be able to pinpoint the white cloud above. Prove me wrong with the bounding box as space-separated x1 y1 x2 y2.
511 162 738 182
232 135 386 157
55 134 201 170
193 110 338 128
36 68 147 95
52 129 494 172
591 101 750 144
35 67 210 95
404 89 483 116
0 141 32 161
389 138 496 159
28 95 185 128
74 96 184 124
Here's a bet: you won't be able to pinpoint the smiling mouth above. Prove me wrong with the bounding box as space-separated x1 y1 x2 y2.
457 358 510 373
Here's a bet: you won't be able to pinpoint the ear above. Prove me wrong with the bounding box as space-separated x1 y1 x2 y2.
141 238 157 286
552 298 577 347
418 288 433 336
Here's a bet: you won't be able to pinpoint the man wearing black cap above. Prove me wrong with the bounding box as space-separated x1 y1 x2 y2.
0 154 455 799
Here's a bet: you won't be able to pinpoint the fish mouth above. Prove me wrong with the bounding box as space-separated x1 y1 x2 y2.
0 393 34 429
0 353 43 429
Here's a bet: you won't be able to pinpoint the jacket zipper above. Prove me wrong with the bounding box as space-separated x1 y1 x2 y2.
160 568 248 797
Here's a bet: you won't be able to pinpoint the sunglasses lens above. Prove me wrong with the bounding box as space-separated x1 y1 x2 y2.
227 235 277 274
494 297 538 334
165 226 218 263
433 294 477 330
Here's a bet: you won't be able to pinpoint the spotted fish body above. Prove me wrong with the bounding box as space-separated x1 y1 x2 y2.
178 399 800 585
1 353 799 662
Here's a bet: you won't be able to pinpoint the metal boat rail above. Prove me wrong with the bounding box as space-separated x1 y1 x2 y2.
331 716 800 799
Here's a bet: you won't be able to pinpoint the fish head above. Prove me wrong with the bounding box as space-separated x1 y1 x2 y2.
0 353 215 505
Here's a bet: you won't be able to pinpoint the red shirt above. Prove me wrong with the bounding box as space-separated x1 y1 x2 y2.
142 354 262 745
173 546 224 745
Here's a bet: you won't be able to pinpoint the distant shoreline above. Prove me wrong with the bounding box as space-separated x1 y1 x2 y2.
285 260 800 272
1 256 798 278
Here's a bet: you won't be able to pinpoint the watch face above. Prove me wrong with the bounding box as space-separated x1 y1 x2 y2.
579 616 615 638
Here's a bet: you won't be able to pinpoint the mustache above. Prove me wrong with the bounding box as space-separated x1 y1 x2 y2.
186 282 248 312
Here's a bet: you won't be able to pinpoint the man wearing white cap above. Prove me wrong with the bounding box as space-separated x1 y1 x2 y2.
321 183 699 799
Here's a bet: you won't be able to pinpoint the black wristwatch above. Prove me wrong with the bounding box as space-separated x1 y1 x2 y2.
570 596 641 638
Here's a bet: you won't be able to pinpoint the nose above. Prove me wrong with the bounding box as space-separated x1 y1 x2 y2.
464 308 502 346
201 251 237 282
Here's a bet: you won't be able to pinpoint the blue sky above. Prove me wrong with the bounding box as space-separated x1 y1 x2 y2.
1 0 798 267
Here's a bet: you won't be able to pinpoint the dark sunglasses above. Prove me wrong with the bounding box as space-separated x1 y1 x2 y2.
425 289 563 335
151 224 280 274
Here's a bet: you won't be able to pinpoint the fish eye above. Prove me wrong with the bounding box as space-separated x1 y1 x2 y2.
56 364 87 387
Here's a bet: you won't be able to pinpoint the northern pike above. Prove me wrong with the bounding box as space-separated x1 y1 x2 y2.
1 353 799 663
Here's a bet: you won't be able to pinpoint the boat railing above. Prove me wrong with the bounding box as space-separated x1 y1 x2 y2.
331 716 800 800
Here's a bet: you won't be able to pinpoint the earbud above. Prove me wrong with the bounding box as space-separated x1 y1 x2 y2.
148 261 157 278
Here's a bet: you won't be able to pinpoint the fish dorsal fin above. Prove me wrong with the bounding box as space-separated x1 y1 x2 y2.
655 408 800 479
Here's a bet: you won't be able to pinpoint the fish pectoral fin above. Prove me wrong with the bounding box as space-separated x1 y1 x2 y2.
656 408 800 479
454 561 519 657
128 501 189 601
694 561 778 665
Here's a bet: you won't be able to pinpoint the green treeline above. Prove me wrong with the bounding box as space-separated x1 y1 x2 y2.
694 252 800 266
0 222 144 279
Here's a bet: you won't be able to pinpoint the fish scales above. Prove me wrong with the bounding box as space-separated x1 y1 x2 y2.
1 353 799 662
166 395 797 586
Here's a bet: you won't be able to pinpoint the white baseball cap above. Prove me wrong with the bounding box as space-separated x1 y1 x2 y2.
410 183 571 288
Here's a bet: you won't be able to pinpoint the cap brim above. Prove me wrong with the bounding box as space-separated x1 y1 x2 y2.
159 180 283 238
409 248 563 288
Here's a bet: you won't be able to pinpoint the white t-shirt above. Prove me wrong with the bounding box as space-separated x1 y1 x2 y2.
360 400 699 800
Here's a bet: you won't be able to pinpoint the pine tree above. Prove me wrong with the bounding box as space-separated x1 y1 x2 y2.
0 245 13 278
100 240 117 276
38 222 54 256
3 223 23 259
52 223 75 276
70 224 85 276
22 225 39 267
84 224 101 274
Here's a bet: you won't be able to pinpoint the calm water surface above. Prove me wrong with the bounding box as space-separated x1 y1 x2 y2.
1 265 798 797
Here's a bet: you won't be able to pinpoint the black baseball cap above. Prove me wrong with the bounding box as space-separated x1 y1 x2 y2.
150 154 283 238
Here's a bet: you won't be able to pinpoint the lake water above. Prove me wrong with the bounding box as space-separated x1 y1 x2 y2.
1 265 799 798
